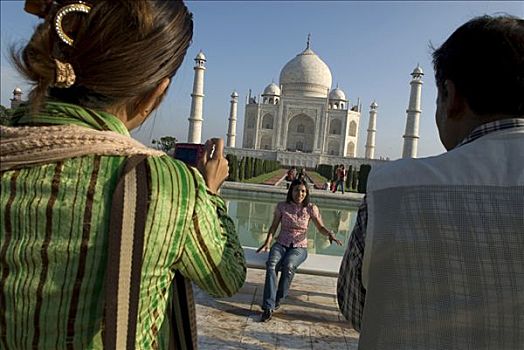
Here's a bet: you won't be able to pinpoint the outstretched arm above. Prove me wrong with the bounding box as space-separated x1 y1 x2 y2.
310 205 343 246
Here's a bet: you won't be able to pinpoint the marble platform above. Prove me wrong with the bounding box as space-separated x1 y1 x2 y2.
195 268 359 349
243 247 341 277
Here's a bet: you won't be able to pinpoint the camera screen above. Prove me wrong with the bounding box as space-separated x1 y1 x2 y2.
174 143 204 167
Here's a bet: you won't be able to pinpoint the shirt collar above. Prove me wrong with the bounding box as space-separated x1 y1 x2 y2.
457 118 524 148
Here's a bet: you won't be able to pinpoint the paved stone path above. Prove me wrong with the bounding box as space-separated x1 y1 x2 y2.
195 268 359 349
262 169 288 186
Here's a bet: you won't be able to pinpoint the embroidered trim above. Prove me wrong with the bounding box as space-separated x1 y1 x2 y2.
0 124 165 171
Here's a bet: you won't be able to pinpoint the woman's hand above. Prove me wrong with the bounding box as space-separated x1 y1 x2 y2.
198 138 229 194
329 232 343 246
256 240 272 253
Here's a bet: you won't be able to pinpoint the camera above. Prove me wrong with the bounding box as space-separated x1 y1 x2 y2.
173 143 205 167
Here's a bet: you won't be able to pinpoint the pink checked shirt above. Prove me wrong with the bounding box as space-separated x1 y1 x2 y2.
275 201 321 248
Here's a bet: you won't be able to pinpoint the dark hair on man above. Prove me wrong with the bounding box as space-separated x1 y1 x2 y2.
12 0 193 112
286 179 310 207
432 15 524 117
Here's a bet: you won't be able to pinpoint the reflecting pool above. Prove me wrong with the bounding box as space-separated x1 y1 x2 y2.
223 195 359 257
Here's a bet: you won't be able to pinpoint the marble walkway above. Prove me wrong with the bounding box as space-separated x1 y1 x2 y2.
195 268 359 349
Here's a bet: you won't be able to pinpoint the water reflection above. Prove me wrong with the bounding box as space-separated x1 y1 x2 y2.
224 197 358 256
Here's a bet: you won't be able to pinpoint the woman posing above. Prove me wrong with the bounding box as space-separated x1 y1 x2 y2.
256 179 342 322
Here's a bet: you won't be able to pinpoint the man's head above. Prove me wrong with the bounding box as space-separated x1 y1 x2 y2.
432 15 524 150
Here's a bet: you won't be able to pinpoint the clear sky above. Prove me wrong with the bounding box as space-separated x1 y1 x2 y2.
1 1 522 159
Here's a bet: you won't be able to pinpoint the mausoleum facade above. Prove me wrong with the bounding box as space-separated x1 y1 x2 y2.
242 41 362 157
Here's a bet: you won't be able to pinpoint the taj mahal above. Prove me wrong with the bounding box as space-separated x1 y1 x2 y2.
242 37 362 158
7 38 424 169
185 36 424 169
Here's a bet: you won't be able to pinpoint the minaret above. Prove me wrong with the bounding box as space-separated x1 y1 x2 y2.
365 101 378 159
187 51 206 144
10 87 23 109
402 64 424 158
226 91 238 147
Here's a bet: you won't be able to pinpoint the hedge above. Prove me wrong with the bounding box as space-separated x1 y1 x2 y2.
225 155 280 182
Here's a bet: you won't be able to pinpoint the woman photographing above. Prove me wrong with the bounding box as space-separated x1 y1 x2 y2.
0 1 245 348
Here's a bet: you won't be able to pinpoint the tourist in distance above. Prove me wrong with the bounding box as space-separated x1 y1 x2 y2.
287 166 297 181
297 167 307 181
337 15 524 349
286 166 297 188
333 164 347 193
0 0 246 348
257 178 343 322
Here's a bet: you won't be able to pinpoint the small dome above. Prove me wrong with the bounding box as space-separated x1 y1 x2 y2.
231 91 238 97
329 87 346 101
262 83 281 96
370 101 378 108
195 51 206 61
412 64 423 75
13 87 22 94
279 47 332 98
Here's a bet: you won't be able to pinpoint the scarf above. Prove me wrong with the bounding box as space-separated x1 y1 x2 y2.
0 101 164 171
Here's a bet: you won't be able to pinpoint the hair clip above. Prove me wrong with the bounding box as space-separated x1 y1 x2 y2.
54 2 91 47
53 58 76 88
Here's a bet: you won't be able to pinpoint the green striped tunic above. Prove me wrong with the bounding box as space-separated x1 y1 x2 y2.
0 102 246 349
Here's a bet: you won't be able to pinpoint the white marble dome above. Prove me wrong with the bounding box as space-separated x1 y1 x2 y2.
329 87 346 101
279 47 332 98
13 87 22 94
412 64 423 75
262 83 281 96
195 51 206 61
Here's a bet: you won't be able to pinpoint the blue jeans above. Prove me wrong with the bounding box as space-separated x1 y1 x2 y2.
334 179 345 193
262 242 308 311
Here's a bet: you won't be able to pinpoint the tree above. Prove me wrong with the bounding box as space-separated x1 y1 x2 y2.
238 157 245 181
244 157 252 179
345 165 353 190
152 136 177 154
0 105 13 126
226 154 239 181
351 170 359 191
254 158 261 177
315 164 334 180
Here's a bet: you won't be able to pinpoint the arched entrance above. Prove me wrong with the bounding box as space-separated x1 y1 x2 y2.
260 135 272 150
327 140 340 155
286 114 315 152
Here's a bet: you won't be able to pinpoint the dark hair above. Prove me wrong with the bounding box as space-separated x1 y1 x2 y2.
11 0 193 112
432 15 524 117
286 179 310 207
